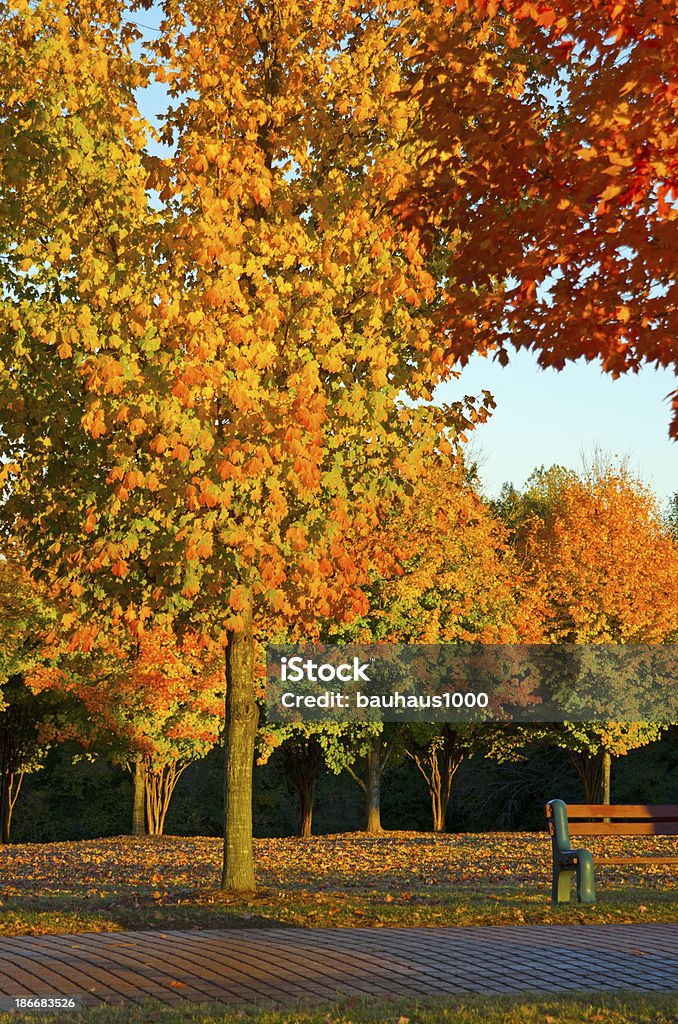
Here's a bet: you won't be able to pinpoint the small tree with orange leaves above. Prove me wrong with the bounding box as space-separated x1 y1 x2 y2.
29 627 223 835
519 464 678 801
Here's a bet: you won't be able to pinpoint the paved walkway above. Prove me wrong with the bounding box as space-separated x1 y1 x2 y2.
0 925 677 1008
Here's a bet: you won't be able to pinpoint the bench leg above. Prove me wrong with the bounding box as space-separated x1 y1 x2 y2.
552 865 574 905
576 851 596 904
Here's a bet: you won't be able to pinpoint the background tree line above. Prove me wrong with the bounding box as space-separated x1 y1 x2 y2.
2 464 676 843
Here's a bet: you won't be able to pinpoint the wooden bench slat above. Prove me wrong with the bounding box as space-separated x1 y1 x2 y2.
597 857 678 865
567 804 678 819
569 821 678 836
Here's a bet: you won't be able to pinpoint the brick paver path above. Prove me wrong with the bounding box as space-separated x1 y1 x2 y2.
0 925 676 1007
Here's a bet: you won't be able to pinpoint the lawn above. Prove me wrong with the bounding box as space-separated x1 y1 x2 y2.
1 994 678 1024
0 831 676 935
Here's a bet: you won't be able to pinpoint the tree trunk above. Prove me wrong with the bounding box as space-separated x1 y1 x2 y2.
427 750 444 832
569 750 604 803
0 711 10 844
4 770 24 843
299 777 315 838
365 736 382 833
132 758 146 836
410 746 462 833
221 599 259 891
407 726 466 834
0 773 10 844
602 749 611 804
431 789 444 832
145 765 159 837
433 753 458 833
145 761 188 836
282 736 320 838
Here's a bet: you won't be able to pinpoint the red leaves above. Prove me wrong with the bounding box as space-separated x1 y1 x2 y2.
403 0 678 436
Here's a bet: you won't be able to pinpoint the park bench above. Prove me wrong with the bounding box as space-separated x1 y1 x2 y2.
545 798 678 905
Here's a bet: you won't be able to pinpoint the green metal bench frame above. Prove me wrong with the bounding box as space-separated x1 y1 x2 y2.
545 798 596 905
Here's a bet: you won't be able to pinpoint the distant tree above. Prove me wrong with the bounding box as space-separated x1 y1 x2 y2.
491 466 575 554
0 677 55 843
403 723 484 832
258 721 389 835
519 465 678 801
327 466 544 831
257 723 323 838
666 492 678 539
526 466 678 645
338 726 401 835
30 627 224 835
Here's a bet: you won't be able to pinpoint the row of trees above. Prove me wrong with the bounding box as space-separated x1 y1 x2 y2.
3 463 677 842
1 0 676 885
260 462 678 833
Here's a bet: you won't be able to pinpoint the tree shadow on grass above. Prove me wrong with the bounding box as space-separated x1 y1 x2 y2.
0 890 296 935
2 883 678 937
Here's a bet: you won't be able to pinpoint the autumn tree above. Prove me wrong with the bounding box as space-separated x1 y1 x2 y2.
336 724 401 835
0 677 57 843
398 0 678 434
353 464 541 646
518 465 678 801
256 721 385 837
129 629 223 836
0 0 494 888
269 727 323 839
29 626 224 836
524 466 678 645
403 723 482 832
330 464 543 831
261 464 545 836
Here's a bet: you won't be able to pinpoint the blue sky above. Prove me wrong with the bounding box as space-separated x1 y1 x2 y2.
438 354 677 508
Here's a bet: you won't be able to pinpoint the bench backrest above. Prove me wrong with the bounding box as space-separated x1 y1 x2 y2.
546 800 678 848
566 804 678 835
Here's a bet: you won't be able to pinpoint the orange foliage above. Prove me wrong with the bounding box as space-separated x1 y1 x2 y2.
340 465 544 644
398 0 678 433
32 626 224 767
525 467 678 643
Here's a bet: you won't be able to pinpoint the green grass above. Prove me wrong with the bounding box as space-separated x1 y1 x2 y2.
1 993 678 1024
2 884 677 935
1 832 676 935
